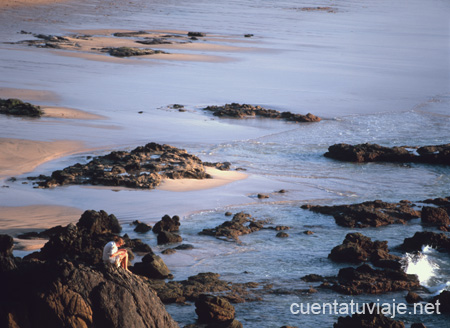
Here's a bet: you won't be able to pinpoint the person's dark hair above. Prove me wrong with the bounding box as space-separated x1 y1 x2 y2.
113 236 124 244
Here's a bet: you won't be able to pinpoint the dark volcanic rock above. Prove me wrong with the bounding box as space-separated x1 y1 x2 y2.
405 291 423 304
148 272 260 304
301 200 420 228
400 231 450 253
421 206 450 227
195 294 242 328
432 290 450 313
136 38 172 45
132 253 171 279
157 231 182 245
332 264 420 295
39 210 123 265
102 47 168 57
153 215 181 233
0 98 43 117
329 233 400 269
334 307 405 328
17 225 65 240
0 234 14 257
199 212 265 242
113 31 149 37
276 232 289 238
324 143 450 165
134 221 153 233
0 259 178 328
203 103 321 123
33 142 218 189
187 32 206 37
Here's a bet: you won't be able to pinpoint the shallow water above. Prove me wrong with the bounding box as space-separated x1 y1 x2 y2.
1 0 450 326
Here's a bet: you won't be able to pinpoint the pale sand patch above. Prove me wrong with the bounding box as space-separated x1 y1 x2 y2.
0 138 84 179
158 167 247 192
42 106 106 120
0 0 69 9
0 205 82 251
0 87 58 102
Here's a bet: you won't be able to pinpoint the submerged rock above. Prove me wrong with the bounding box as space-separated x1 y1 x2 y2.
0 98 43 117
324 143 450 165
202 103 321 123
199 212 265 242
301 200 420 228
148 272 260 304
32 142 219 189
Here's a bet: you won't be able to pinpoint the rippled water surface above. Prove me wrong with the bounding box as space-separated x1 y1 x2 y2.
1 0 449 326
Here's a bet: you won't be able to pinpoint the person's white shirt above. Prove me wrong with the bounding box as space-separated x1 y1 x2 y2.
102 241 119 265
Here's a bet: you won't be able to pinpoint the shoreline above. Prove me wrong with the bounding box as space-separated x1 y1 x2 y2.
0 0 70 9
0 138 85 180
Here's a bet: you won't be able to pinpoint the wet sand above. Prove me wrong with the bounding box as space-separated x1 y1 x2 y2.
0 138 84 179
42 106 106 119
0 0 69 9
159 167 248 192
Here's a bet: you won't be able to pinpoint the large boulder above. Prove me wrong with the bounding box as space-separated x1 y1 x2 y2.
334 306 405 328
421 206 450 227
0 259 179 328
0 234 14 257
132 253 171 279
329 233 400 269
77 210 122 235
432 290 450 313
195 294 243 328
157 231 182 245
152 215 180 233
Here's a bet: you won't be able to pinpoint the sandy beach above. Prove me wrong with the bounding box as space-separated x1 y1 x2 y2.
0 0 449 327
0 138 84 179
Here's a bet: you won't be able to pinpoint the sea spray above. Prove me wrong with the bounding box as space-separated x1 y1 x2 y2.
401 245 440 287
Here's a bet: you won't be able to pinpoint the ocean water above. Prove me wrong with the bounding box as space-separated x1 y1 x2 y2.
1 0 450 327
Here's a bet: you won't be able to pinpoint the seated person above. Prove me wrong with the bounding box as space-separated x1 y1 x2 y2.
102 236 130 272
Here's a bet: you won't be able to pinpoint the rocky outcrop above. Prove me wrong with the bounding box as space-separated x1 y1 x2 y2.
405 291 423 304
157 231 183 245
0 259 179 328
324 143 450 165
421 206 450 227
432 290 450 313
0 98 43 117
202 103 321 123
33 142 218 189
147 272 260 304
399 231 450 253
133 221 153 233
334 307 405 328
0 234 16 273
132 253 172 279
301 200 420 228
194 294 243 328
329 233 401 269
332 264 420 295
101 47 168 57
153 215 181 233
199 212 265 242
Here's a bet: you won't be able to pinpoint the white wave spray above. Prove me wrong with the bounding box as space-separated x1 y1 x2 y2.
402 245 440 287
